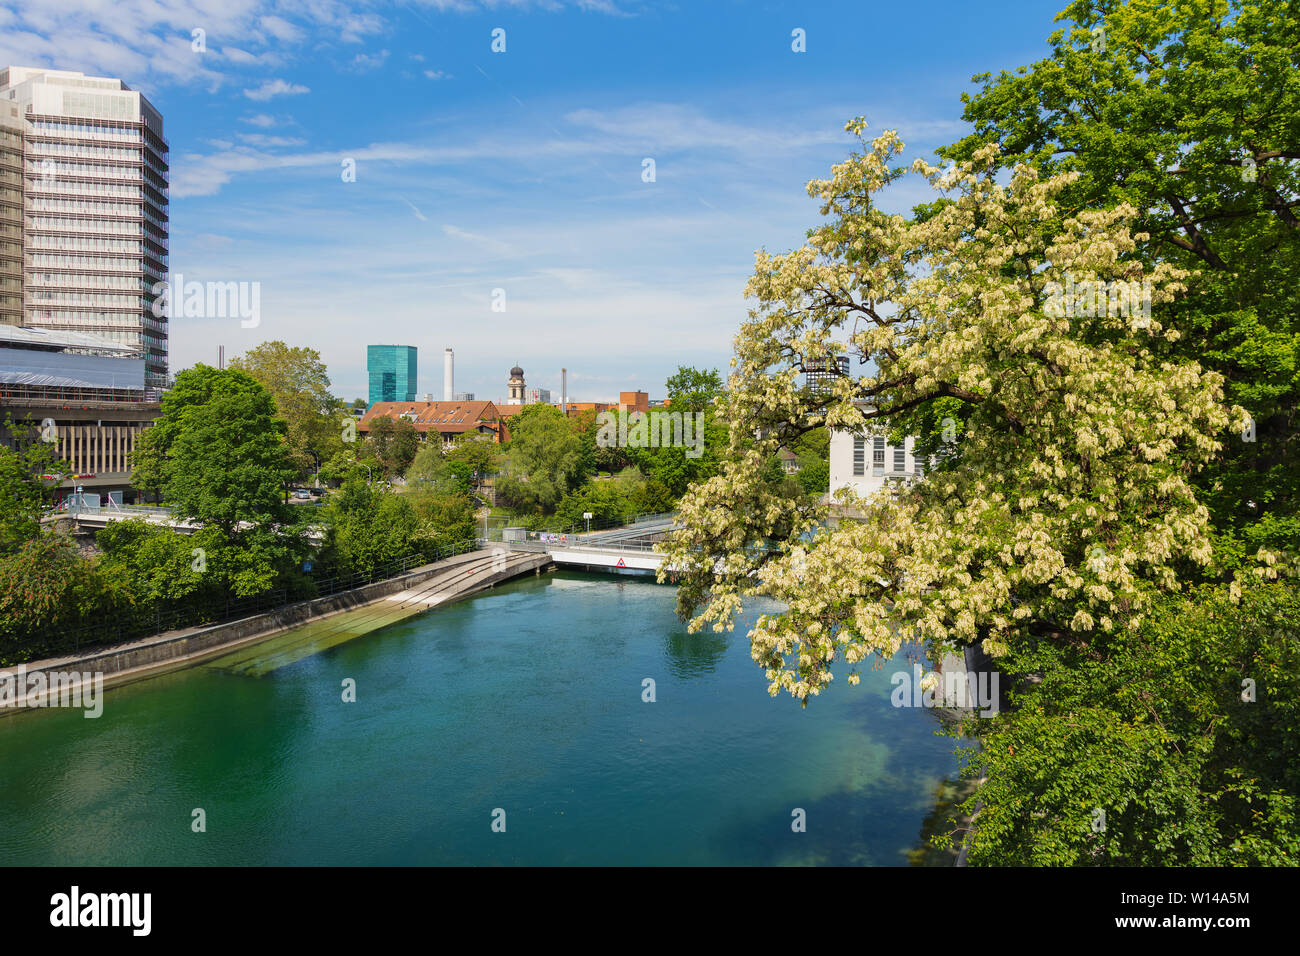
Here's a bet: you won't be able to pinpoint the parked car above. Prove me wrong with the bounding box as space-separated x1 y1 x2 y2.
293 489 312 500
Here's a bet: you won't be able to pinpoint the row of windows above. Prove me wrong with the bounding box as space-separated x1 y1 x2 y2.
27 290 148 307
27 178 142 201
27 253 147 272
27 235 142 254
27 216 146 236
27 272 151 292
26 198 166 237
26 141 141 163
30 121 142 144
27 310 165 335
852 437 917 476
25 160 141 181
28 197 141 218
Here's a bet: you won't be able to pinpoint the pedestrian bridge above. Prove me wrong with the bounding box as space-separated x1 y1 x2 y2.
505 538 664 573
498 515 675 573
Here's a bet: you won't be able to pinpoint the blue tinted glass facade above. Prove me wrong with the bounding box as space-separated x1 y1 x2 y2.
367 345 418 405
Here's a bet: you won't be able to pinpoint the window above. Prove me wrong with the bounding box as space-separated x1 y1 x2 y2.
873 437 885 469
852 436 865 476
894 445 906 472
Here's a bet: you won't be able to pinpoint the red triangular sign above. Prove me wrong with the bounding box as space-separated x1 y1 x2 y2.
616 558 627 568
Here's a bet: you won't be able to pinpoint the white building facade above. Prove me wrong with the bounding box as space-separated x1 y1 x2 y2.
0 67 169 388
828 426 925 500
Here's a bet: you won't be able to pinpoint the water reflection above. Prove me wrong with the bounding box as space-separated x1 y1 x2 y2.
662 628 730 678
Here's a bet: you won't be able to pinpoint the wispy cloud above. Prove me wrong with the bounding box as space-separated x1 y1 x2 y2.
243 78 310 101
351 49 390 72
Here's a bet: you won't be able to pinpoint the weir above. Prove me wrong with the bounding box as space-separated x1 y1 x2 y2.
206 550 549 676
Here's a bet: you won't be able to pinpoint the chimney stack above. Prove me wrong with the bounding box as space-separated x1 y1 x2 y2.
561 367 567 414
443 348 454 401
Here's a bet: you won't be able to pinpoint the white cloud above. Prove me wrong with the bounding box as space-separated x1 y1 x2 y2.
442 224 511 256
423 69 450 80
241 113 277 128
351 49 390 72
258 15 304 44
238 133 306 148
243 78 309 101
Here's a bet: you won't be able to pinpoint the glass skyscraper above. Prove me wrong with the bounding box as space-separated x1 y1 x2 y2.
367 344 417 405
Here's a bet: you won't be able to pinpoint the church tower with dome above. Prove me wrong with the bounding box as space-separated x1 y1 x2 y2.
507 364 526 404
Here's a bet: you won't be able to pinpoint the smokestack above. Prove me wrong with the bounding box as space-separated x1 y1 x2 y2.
562 367 567 414
443 348 454 401
218 345 225 370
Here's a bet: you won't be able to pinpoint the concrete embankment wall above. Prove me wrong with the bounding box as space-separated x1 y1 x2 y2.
0 549 552 716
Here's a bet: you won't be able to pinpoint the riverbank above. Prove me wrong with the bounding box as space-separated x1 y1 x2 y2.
0 548 550 717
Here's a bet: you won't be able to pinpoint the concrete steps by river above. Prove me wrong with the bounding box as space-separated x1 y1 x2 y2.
205 550 548 677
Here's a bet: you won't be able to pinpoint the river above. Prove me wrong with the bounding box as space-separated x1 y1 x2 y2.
0 570 967 865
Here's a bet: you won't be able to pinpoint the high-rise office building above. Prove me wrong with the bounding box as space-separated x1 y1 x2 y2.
0 107 22 327
0 67 169 388
805 355 849 394
367 344 418 406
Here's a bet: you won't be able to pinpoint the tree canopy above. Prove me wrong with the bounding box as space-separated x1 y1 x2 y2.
229 340 345 481
940 0 1300 566
661 125 1260 703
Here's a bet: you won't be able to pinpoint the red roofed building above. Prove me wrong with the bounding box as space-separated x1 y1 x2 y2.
358 400 505 446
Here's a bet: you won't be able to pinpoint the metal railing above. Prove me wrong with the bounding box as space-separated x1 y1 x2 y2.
509 538 663 555
483 510 677 543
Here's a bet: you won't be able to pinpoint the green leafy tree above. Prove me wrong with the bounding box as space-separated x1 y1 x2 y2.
792 427 830 497
131 365 301 597
950 581 1300 865
0 535 126 663
0 423 68 554
362 415 420 479
406 444 474 495
321 474 430 575
940 0 1300 566
96 520 211 606
229 341 346 482
407 488 480 550
665 366 724 413
446 433 501 478
496 404 585 514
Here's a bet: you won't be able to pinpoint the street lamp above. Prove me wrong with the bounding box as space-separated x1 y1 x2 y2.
306 448 321 489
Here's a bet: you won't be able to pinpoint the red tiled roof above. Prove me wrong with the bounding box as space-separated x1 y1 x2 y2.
359 400 503 437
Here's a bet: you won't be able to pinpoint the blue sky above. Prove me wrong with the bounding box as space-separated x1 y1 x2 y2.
1 0 1066 403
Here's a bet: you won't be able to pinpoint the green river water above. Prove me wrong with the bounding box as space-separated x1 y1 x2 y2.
0 570 968 865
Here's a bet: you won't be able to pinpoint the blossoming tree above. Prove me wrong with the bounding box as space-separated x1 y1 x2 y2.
659 122 1248 704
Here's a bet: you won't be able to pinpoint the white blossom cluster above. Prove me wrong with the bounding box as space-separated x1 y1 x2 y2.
658 121 1253 704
